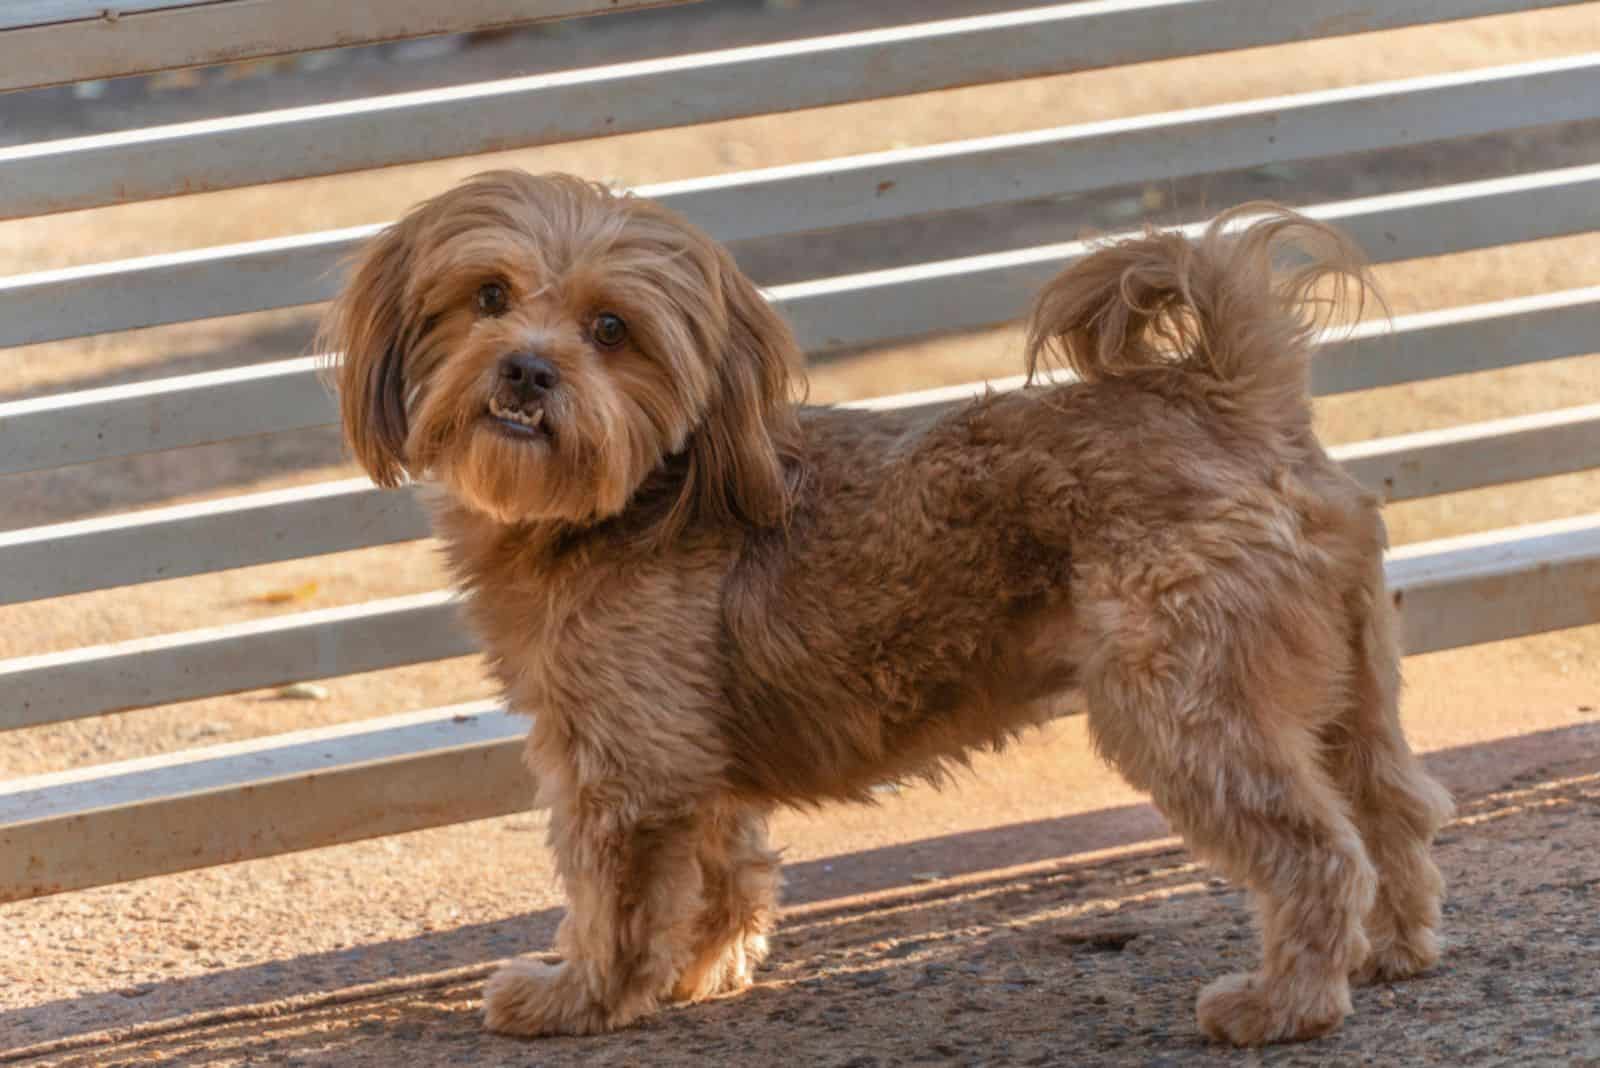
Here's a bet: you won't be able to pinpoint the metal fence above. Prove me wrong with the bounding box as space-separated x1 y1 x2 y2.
4 0 1599 902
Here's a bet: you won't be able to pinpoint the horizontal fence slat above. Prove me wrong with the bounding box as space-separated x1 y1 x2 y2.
0 702 528 903
0 0 1586 220
7 511 1600 900
11 52 1600 348
0 592 474 730
0 357 335 476
7 172 1600 478
1 0 220 30
1311 285 1600 396
1389 513 1600 655
0 479 432 604
1332 404 1600 503
0 225 377 350
0 0 689 93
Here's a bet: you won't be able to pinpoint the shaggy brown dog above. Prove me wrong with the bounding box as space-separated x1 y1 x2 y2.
322 171 1453 1046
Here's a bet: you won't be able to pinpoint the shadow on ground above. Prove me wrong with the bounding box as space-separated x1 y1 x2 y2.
5 722 1598 1066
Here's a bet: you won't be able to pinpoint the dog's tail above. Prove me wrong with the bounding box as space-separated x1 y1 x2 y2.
1024 203 1373 436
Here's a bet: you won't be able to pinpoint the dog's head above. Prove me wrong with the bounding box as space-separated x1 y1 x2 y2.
321 170 800 530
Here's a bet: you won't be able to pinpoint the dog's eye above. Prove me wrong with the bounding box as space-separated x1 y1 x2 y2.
476 282 509 317
591 313 628 349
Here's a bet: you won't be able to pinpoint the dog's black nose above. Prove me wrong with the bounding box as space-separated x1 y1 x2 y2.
498 352 561 400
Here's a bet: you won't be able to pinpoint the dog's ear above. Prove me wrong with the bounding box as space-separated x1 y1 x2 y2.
319 217 421 488
676 248 802 531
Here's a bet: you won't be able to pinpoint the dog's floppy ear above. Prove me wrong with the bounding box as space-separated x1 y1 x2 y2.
675 247 802 531
319 217 421 488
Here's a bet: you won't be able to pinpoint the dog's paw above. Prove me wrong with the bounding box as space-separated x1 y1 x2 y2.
739 932 771 976
671 932 768 1002
483 959 609 1037
715 931 769 995
1196 971 1349 1046
1353 927 1440 985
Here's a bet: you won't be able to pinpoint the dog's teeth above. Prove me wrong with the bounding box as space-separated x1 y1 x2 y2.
489 398 545 430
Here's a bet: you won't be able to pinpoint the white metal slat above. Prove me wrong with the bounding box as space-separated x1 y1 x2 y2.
0 592 473 730
9 53 1600 349
0 702 528 903
0 225 379 350
0 0 1587 220
0 356 335 476
0 0 690 92
5 173 1599 480
0 479 431 604
1389 514 1600 655
1333 404 1600 503
2 0 213 29
1311 286 1600 396
6 512 1600 901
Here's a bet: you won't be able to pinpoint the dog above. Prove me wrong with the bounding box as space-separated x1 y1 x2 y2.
321 170 1453 1046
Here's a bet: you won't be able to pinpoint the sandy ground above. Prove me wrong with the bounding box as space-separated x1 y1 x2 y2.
4 4 1600 1065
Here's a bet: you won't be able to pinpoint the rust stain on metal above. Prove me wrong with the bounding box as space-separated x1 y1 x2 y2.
5 881 66 903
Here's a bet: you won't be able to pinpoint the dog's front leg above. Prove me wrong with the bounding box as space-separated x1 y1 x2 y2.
671 804 780 1002
484 799 703 1037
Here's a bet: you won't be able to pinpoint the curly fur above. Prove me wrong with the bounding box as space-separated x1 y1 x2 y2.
323 172 1452 1046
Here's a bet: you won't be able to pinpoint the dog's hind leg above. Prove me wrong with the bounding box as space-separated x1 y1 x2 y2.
483 799 706 1036
1081 587 1376 1046
671 804 781 1002
1327 561 1454 985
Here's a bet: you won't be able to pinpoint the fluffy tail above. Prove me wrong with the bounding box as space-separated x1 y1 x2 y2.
1025 203 1373 435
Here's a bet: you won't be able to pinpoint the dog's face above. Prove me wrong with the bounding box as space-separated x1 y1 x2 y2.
323 171 799 528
